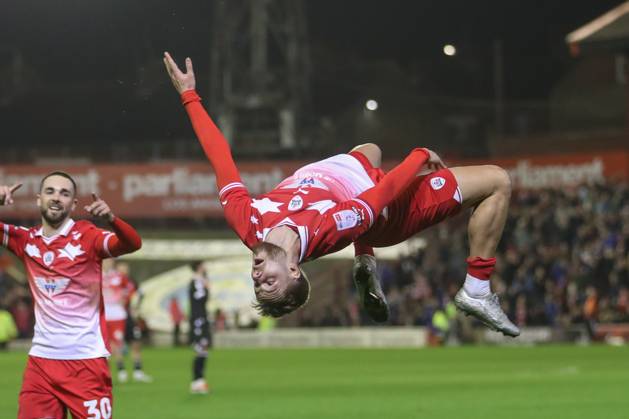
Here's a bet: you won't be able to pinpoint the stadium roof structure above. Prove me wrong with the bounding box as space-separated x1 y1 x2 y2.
566 1 629 55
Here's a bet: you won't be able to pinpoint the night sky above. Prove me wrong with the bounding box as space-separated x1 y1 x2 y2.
0 0 624 150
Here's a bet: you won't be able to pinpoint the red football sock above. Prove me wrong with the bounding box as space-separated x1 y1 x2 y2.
466 256 496 280
354 242 374 257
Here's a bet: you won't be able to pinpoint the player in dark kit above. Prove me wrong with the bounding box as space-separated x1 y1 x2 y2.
188 261 212 394
164 52 519 337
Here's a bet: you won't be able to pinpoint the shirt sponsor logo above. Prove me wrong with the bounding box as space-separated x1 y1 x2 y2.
430 177 446 190
281 176 330 191
333 209 360 231
43 251 55 267
34 277 71 297
288 195 304 211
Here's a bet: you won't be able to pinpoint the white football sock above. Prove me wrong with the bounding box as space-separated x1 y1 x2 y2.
463 273 491 297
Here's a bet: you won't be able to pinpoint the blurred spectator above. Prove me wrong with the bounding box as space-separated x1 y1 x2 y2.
0 304 18 350
169 297 185 347
214 308 227 331
428 305 450 346
257 316 277 332
0 266 12 301
11 297 34 338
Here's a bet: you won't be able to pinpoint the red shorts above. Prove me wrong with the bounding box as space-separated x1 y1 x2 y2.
18 356 113 419
106 320 126 347
351 151 462 247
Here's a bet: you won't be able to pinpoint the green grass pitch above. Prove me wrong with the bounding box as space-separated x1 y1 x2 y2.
1 345 628 419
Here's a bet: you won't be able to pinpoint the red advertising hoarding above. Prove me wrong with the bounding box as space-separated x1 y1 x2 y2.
1 150 626 219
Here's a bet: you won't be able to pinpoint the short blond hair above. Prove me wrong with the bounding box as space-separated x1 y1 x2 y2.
253 268 310 318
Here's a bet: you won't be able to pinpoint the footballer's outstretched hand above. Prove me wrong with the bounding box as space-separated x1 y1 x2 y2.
0 183 22 206
84 193 115 223
163 51 196 94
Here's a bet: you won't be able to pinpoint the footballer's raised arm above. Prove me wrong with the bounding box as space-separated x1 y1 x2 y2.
163 52 245 194
95 216 142 258
84 193 142 257
357 148 430 217
164 52 254 246
306 149 431 258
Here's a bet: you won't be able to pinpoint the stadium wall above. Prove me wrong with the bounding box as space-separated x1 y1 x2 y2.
4 325 597 350
143 326 574 348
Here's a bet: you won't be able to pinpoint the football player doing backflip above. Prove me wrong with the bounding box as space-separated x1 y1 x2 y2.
163 52 519 338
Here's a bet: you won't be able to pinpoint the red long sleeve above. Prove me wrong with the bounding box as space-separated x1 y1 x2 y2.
357 148 429 217
181 89 243 191
106 217 142 257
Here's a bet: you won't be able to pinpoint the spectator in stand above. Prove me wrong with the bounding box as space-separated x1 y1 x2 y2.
0 264 12 302
0 303 18 350
11 297 34 339
213 308 226 331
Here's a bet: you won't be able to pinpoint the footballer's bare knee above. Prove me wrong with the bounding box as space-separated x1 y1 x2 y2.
350 143 382 168
451 165 511 208
486 165 511 198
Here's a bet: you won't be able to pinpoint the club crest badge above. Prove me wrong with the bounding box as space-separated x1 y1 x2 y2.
43 251 55 267
288 195 304 211
430 177 446 190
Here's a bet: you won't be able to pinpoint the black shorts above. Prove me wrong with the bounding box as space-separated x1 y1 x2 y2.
189 317 212 348
124 316 142 342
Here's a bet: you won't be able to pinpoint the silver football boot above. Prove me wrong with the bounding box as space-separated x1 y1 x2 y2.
352 254 389 323
454 288 520 337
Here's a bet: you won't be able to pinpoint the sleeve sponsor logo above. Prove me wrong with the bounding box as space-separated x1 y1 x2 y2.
332 207 363 231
